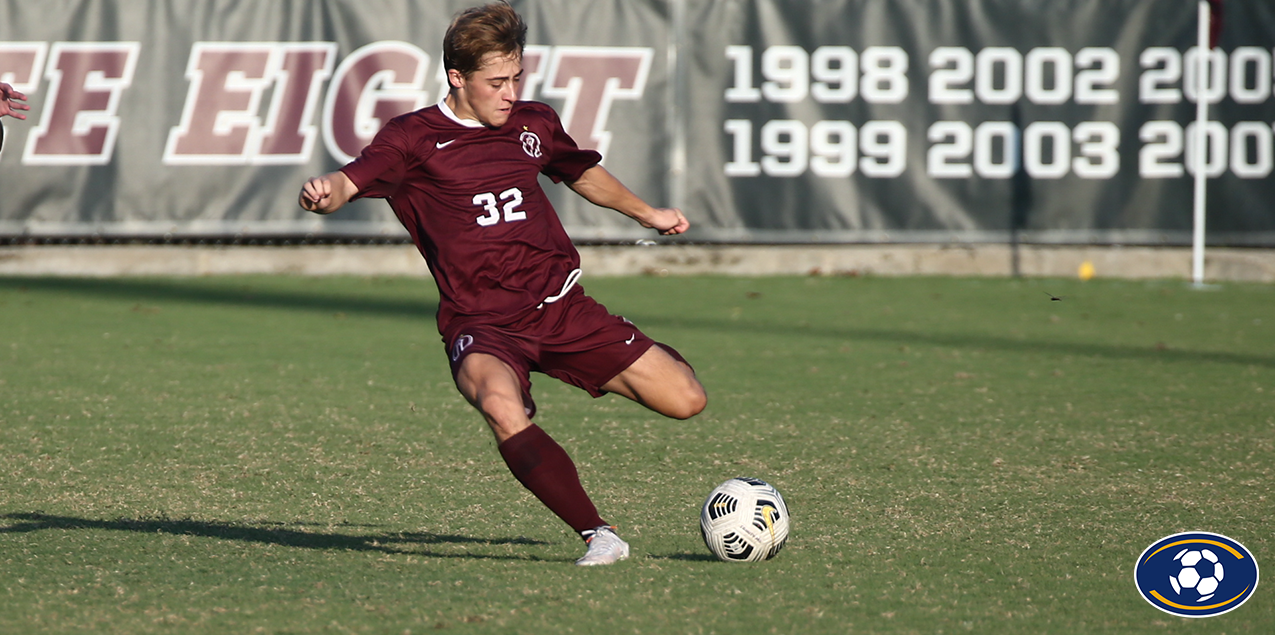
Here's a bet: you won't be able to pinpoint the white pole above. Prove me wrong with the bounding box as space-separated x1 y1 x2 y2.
1192 0 1210 285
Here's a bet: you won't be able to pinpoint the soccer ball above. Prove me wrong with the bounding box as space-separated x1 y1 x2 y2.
700 477 790 562
1170 548 1224 601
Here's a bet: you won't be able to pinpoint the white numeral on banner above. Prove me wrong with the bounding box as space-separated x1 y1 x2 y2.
859 121 908 177
811 47 858 103
761 47 809 103
976 48 1022 105
1232 122 1275 177
760 119 808 176
725 45 762 102
723 44 1273 184
1139 121 1183 178
1072 122 1122 178
861 47 909 104
725 119 906 178
973 122 1018 178
1139 47 1248 104
1139 48 1182 104
1230 48 1274 104
928 47 1119 105
809 120 856 176
928 122 1018 179
724 119 761 176
928 47 974 104
1139 121 1273 179
927 121 973 177
927 121 1120 179
473 188 526 226
1075 48 1121 105
1022 122 1072 178
724 45 909 104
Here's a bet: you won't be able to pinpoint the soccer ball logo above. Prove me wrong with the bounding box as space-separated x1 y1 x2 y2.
1135 531 1259 618
700 477 790 562
1171 548 1224 602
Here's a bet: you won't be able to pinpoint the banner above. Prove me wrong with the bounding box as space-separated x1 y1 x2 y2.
684 0 1275 244
1 1 1273 245
0 0 671 240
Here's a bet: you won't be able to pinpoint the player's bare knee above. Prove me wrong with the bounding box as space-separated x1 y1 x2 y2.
473 388 522 419
668 382 707 420
687 384 708 418
474 394 531 440
489 417 531 442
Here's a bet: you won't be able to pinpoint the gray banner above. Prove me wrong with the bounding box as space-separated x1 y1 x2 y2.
1 0 1273 245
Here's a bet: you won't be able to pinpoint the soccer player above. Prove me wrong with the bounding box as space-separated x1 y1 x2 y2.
298 1 706 566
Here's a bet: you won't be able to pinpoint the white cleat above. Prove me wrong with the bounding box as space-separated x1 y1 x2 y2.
575 526 630 566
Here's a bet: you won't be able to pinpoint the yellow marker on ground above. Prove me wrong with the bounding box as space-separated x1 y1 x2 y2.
1079 260 1095 280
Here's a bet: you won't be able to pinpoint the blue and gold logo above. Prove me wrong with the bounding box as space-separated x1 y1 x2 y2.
1135 532 1259 618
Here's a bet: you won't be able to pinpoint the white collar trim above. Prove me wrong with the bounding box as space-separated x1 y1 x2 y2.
438 97 485 128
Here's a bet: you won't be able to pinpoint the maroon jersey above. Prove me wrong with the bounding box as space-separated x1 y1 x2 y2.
341 100 601 334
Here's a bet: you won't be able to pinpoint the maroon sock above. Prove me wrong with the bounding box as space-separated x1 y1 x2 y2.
498 424 606 534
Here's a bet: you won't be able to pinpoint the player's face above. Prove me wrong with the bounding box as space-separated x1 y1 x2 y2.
449 52 522 128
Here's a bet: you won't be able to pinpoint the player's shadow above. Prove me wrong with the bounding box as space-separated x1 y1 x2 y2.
0 512 553 562
647 552 718 562
0 276 438 321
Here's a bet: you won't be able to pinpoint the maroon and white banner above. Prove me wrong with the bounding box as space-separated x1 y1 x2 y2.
0 0 671 240
2 1 1273 245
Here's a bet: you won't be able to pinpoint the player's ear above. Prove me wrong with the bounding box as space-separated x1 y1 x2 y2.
447 68 465 90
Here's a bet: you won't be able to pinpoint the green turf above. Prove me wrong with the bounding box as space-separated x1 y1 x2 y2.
1 273 1272 634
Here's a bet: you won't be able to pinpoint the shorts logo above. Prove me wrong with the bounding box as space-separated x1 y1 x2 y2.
1135 531 1259 618
451 334 474 362
520 130 542 158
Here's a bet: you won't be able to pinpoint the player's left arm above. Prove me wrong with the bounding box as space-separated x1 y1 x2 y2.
567 165 689 236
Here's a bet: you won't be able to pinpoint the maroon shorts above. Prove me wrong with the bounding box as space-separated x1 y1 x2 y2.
442 288 687 418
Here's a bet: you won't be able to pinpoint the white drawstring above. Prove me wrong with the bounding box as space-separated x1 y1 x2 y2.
536 268 582 310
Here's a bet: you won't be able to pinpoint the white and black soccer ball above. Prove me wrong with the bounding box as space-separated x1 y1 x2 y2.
1171 548 1225 601
700 477 790 562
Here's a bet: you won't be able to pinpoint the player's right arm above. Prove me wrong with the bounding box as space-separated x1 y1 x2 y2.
299 170 358 215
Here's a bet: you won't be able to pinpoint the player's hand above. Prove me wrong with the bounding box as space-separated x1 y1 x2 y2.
0 82 29 120
299 171 356 215
642 207 690 236
299 175 334 213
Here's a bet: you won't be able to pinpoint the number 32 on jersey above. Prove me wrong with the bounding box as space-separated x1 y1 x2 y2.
473 188 526 226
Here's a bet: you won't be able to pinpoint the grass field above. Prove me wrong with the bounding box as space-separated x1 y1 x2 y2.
1 272 1272 634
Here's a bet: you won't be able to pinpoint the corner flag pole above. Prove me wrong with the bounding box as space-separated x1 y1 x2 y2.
1191 0 1210 286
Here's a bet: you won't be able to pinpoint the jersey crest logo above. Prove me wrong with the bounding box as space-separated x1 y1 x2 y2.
520 131 542 158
